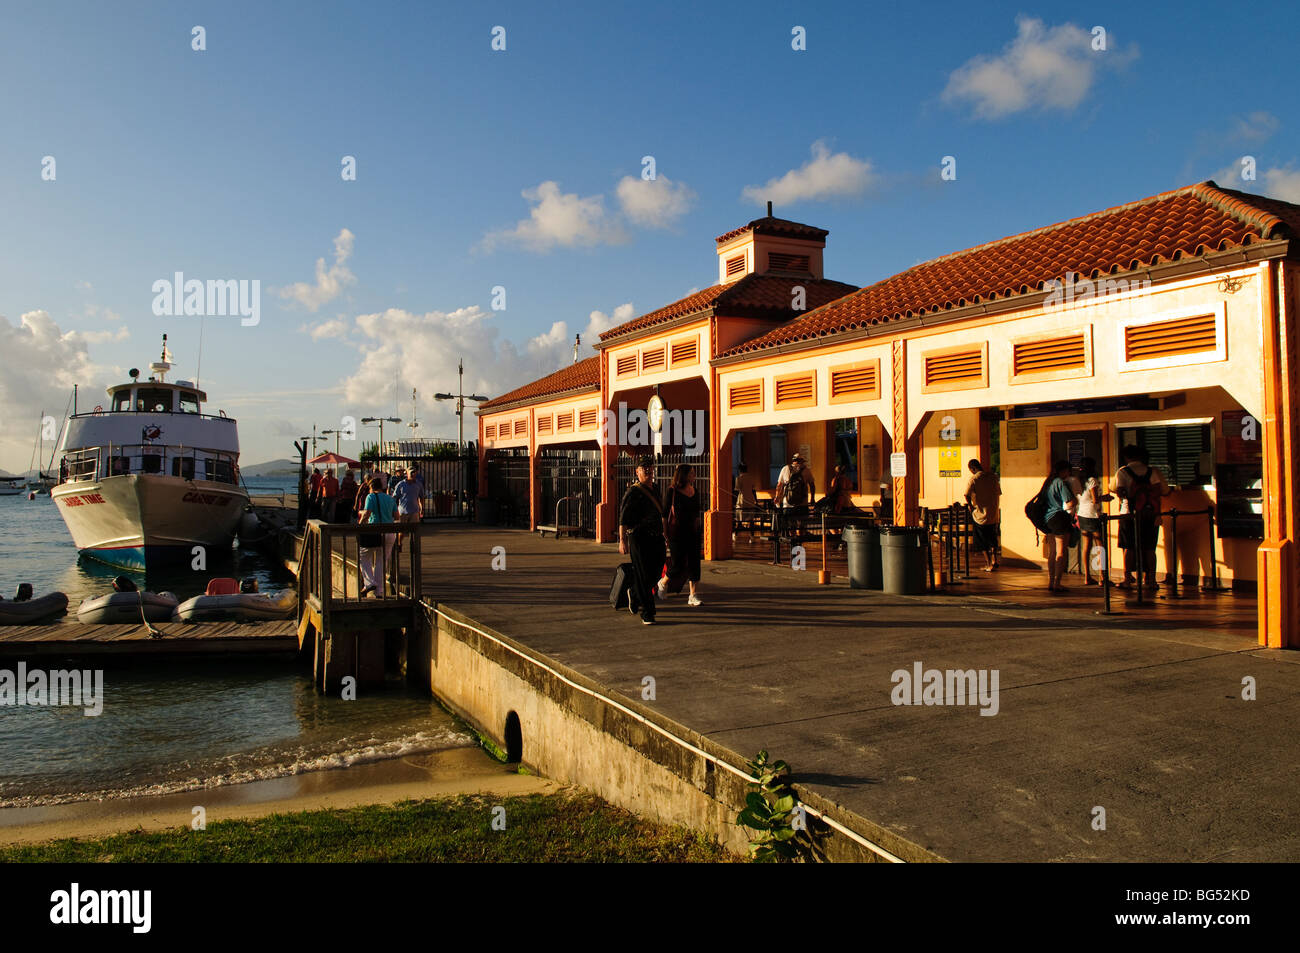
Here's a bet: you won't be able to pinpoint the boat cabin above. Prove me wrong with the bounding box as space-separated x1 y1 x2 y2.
107 381 207 415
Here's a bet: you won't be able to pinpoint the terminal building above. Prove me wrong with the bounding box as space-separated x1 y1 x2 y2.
478 182 1300 650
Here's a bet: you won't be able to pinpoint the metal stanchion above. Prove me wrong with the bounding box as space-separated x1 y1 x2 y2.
1100 515 1114 614
964 506 972 578
1132 513 1146 606
1166 508 1182 598
1205 504 1227 593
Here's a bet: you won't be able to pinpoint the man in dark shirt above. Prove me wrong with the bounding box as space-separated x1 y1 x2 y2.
618 456 666 625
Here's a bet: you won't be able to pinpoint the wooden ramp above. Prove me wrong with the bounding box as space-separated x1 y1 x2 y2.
0 620 298 659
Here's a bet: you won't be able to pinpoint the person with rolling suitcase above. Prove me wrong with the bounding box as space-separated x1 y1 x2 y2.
617 455 666 625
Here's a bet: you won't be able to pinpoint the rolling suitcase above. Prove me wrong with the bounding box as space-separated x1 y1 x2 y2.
609 562 640 612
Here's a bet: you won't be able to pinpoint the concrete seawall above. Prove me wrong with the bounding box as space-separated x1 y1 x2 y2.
415 602 934 862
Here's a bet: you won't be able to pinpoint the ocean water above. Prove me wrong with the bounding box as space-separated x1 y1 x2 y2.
0 477 473 808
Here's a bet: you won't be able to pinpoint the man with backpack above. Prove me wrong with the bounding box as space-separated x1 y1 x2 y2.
775 453 815 542
1113 445 1169 593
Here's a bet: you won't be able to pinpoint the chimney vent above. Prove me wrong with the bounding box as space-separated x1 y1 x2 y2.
767 200 773 217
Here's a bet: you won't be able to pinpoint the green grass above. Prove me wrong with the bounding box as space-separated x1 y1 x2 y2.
0 792 736 863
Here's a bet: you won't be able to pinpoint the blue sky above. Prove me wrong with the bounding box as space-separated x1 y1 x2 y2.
1 0 1297 469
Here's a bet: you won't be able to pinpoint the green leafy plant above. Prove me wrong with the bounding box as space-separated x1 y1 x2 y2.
737 749 803 862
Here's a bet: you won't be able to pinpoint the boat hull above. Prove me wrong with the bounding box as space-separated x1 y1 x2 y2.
52 475 247 571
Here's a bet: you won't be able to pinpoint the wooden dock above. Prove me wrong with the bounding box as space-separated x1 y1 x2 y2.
0 620 298 659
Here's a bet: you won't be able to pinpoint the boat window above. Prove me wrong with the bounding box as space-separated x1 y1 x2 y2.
179 392 200 414
141 453 163 474
135 388 173 413
112 391 131 412
172 456 196 479
205 457 234 484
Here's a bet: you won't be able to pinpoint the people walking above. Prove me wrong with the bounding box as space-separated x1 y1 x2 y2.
618 456 666 625
392 467 424 524
1040 460 1077 593
357 476 397 598
775 453 815 541
319 468 339 522
307 467 323 519
659 463 703 606
962 459 1002 571
337 470 358 523
734 463 760 541
1075 456 1111 585
1113 445 1168 592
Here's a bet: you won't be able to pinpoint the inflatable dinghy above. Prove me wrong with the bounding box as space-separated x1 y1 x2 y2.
173 577 295 622
77 590 179 624
0 584 69 625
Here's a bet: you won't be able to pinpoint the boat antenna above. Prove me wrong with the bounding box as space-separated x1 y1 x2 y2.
196 314 205 388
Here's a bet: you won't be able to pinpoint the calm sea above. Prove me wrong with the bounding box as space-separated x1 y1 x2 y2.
0 477 472 808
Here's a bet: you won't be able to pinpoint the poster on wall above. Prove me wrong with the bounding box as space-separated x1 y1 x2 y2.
862 444 880 483
1006 419 1038 451
938 429 961 478
890 452 907 478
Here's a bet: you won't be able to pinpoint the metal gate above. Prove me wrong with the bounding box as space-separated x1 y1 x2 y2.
613 451 711 513
538 448 602 537
486 448 532 528
372 452 478 519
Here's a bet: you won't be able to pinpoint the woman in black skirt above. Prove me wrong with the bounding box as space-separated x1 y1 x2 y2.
658 463 704 606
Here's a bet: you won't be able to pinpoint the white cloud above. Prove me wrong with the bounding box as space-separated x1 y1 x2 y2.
741 141 876 206
1232 111 1280 143
616 175 695 227
278 228 356 311
584 303 634 340
943 17 1137 119
303 317 350 341
0 310 106 471
482 181 626 252
1263 167 1300 204
71 325 130 345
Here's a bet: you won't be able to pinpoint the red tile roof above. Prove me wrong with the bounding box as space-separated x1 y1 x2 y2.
598 274 858 342
720 181 1300 357
715 215 830 245
480 356 600 410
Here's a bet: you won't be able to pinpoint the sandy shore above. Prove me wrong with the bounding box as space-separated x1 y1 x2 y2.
0 747 558 846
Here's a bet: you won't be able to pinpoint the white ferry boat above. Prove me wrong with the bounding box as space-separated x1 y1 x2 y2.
51 336 249 570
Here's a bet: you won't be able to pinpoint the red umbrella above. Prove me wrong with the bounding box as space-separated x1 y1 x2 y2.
307 452 361 467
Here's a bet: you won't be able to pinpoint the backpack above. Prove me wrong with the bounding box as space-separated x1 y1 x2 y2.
1024 476 1052 533
786 470 809 507
1123 466 1158 516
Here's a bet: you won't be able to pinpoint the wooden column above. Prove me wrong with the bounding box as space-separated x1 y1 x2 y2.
1257 260 1300 648
527 409 539 531
891 338 920 526
595 353 618 542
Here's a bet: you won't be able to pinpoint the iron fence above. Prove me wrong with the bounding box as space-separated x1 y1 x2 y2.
613 451 711 514
538 447 601 536
485 448 531 528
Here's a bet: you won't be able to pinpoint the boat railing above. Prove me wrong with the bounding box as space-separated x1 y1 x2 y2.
298 518 424 629
69 409 237 423
58 444 242 486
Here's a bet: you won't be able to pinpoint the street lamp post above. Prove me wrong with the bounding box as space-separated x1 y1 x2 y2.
361 416 401 468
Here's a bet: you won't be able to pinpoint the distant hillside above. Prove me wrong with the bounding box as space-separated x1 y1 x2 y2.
241 458 303 477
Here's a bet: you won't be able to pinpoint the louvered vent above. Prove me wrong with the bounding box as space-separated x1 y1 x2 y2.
641 347 666 372
1125 314 1217 362
671 339 698 366
728 382 762 411
578 408 598 430
484 424 496 439
616 353 637 376
830 365 878 399
537 416 552 434
1014 334 1087 376
768 252 810 272
925 349 984 386
726 255 746 277
775 374 815 405
513 419 527 436
556 412 574 432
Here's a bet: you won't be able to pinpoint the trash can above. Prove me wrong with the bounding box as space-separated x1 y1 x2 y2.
843 525 883 590
880 525 928 595
476 497 497 525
